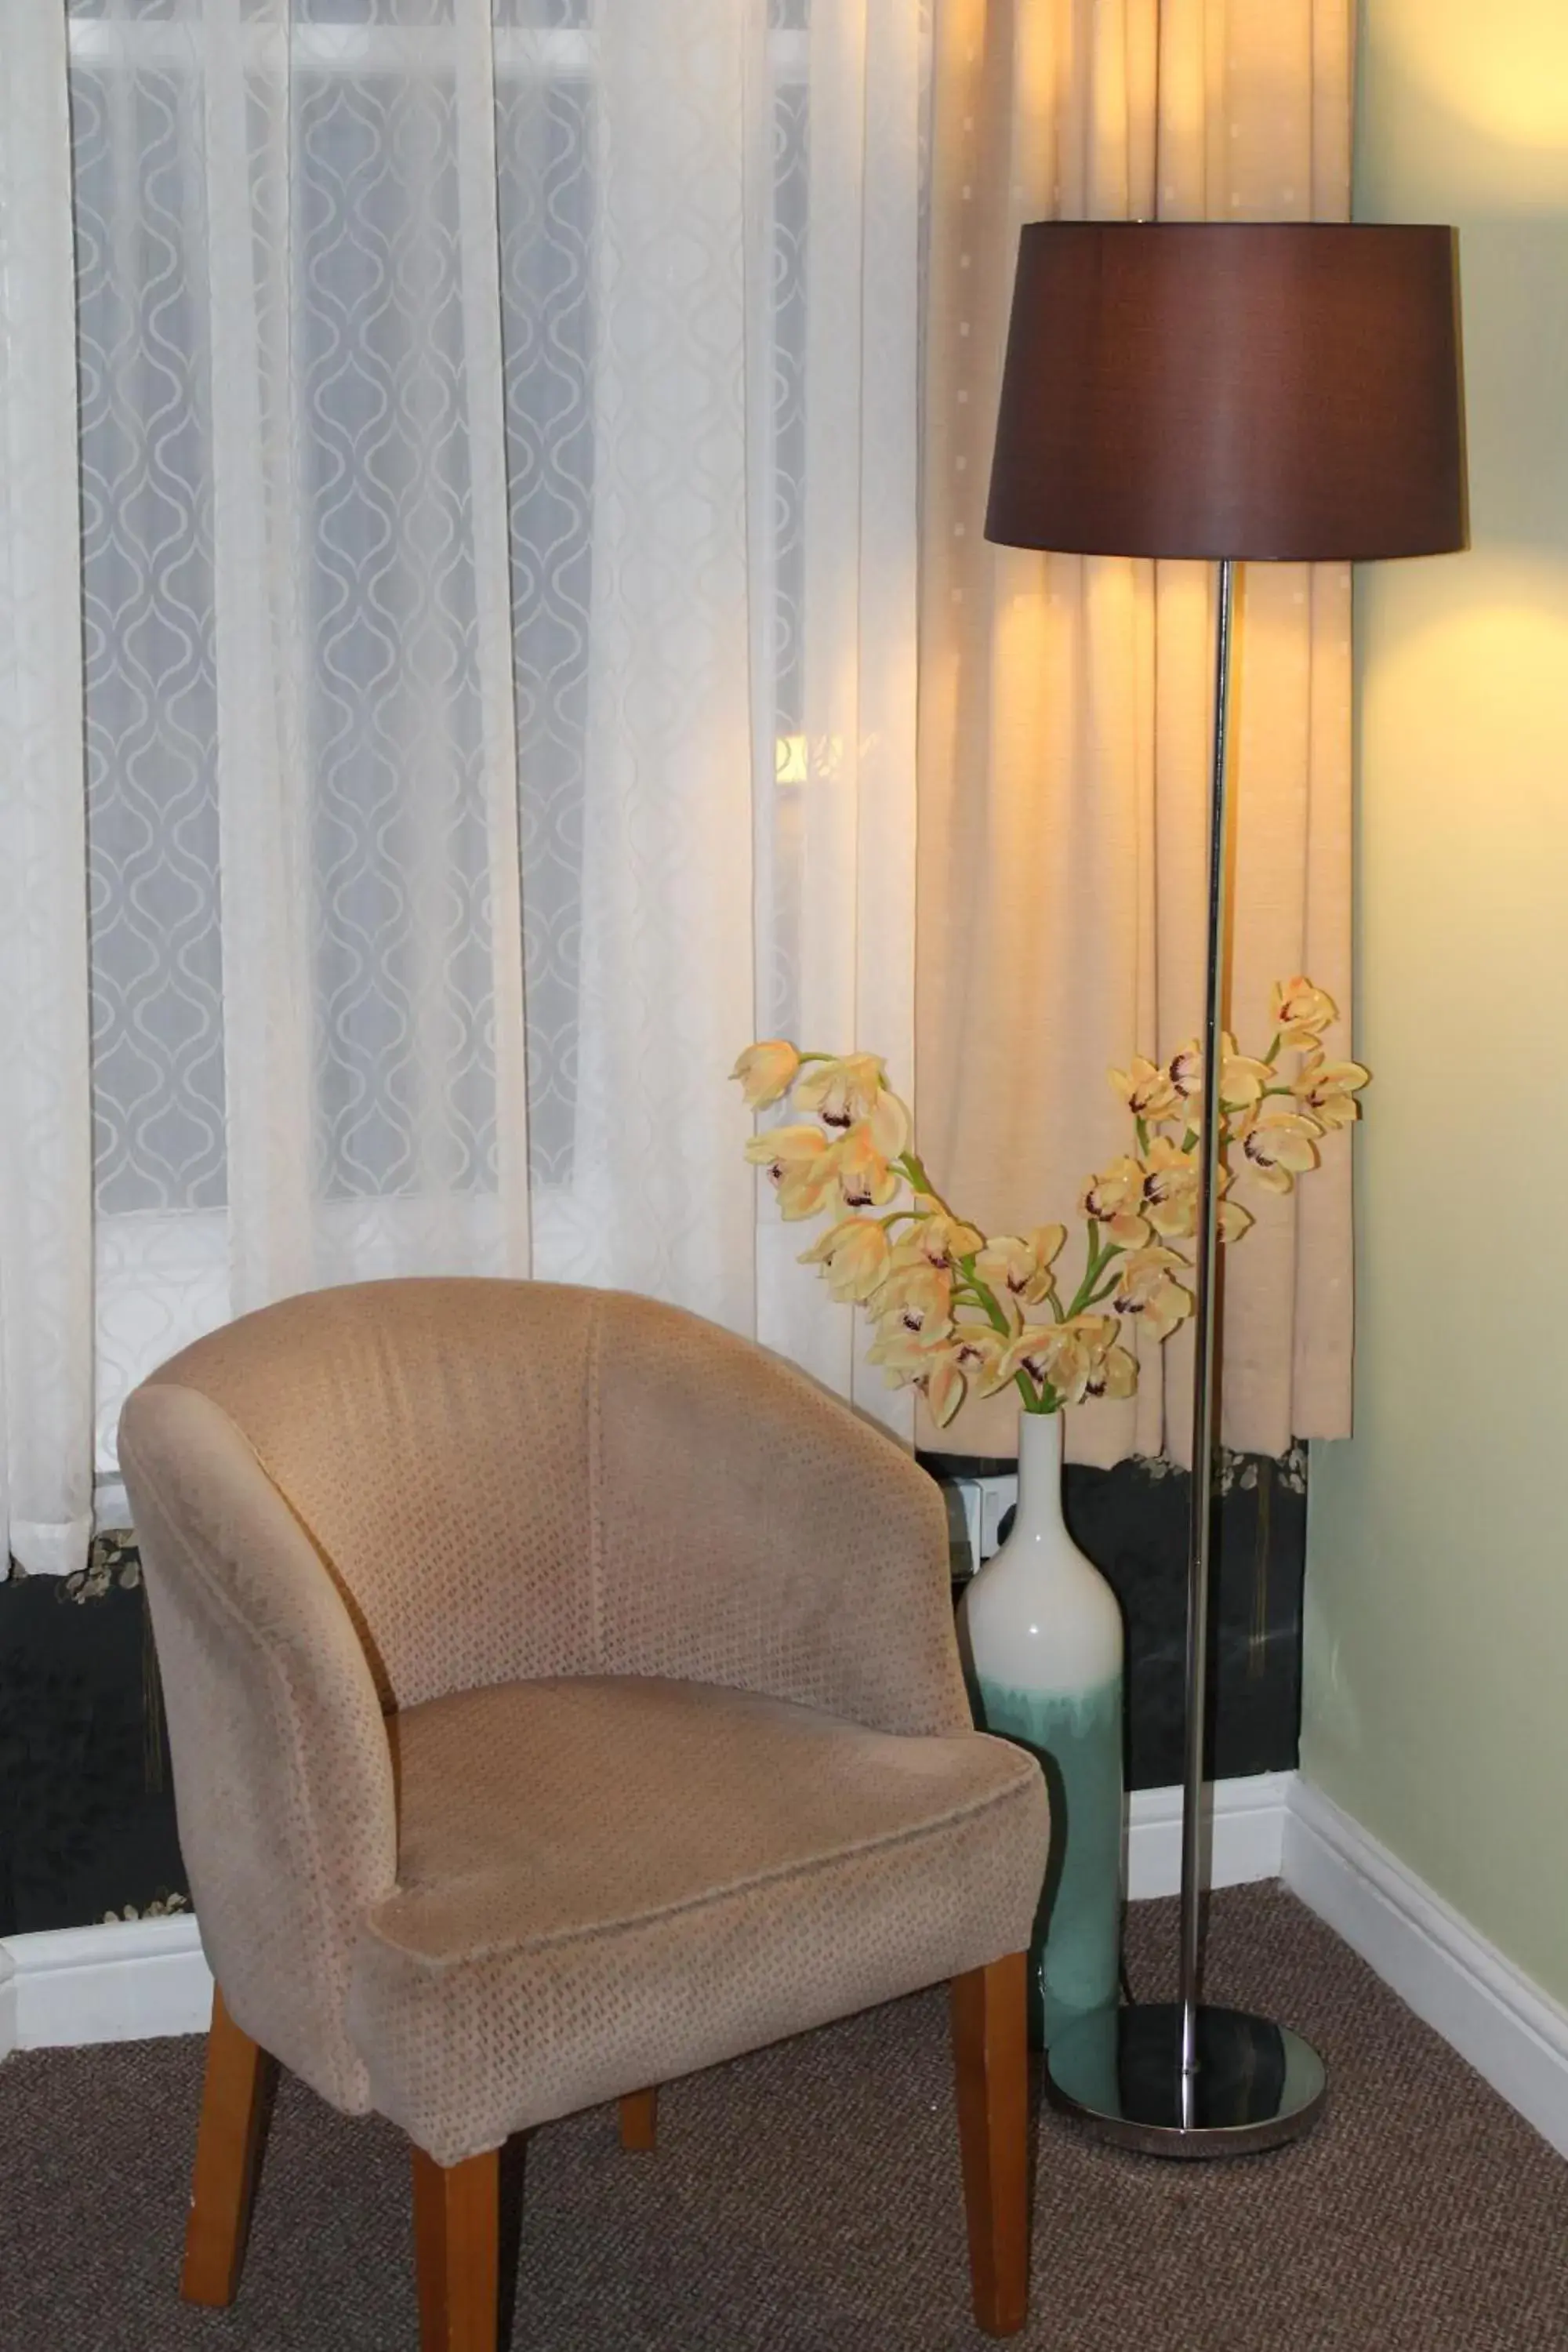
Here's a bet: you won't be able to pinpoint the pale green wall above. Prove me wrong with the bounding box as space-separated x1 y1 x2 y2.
1303 0 1568 2002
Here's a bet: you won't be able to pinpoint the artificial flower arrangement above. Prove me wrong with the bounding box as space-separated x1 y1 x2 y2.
732 981 1367 1429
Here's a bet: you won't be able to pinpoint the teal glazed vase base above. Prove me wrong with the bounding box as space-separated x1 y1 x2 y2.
958 1409 1127 2055
974 1673 1123 2051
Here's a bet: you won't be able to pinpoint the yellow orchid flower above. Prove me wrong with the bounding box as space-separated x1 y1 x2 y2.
1049 1314 1138 1405
1271 976 1338 1048
1218 1055 1274 1112
742 1122 818 1169
1081 1157 1152 1247
870 1325 996 1424
906 1208 987 1269
1109 1055 1182 1123
866 1320 949 1389
925 1327 1011 1428
975 1323 1054 1399
870 1257 955 1334
1167 1033 1272 1115
984 1313 1134 1409
1040 1314 1123 1406
730 1040 801 1110
780 1157 841 1219
1085 1342 1138 1401
1140 1136 1251 1242
1140 1135 1199 1236
983 1318 1069 1400
974 1225 1067 1306
795 1053 887 1129
1236 1109 1323 1195
868 1087 912 1158
1111 1246 1193 1342
1291 1051 1370 1131
926 1352 967 1428
947 1325 1008 1384
831 1122 900 1211
798 1216 891 1303
744 1123 840 1221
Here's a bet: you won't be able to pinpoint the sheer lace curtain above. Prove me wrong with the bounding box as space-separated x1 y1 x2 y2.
1 0 922 1573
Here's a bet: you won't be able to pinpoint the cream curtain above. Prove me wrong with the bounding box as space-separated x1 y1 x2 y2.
918 0 1354 1465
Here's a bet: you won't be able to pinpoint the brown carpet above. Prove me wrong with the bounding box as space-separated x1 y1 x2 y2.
2 1885 1566 2350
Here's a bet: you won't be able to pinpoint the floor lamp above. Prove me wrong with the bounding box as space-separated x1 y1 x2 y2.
984 223 1468 2156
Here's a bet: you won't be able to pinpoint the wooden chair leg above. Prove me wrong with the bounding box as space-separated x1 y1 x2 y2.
181 1987 278 2308
949 1951 1030 2339
412 2144 500 2352
619 2088 658 2152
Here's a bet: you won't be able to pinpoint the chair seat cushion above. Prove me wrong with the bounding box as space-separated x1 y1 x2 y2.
347 1675 1047 2163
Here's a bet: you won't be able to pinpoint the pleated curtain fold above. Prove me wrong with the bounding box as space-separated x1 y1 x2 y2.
918 0 1355 1465
0 0 96 1575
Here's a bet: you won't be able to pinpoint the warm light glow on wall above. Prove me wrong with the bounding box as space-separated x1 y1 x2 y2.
1366 554 1568 797
1385 0 1568 148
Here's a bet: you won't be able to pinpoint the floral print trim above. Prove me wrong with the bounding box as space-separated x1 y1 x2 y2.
1132 1439 1308 1496
101 1889 189 1926
60 1530 142 1605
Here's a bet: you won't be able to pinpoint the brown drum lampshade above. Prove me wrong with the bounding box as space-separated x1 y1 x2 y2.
985 223 1468 564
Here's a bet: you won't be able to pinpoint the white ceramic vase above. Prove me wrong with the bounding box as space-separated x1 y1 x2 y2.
958 1408 1125 2048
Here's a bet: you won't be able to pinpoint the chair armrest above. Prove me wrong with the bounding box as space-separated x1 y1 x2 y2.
119 1382 397 2114
593 1295 971 1737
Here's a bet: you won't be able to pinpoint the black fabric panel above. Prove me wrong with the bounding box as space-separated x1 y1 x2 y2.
0 1537 188 1937
1 1448 1305 1929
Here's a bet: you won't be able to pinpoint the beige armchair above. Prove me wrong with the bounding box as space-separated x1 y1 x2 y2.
120 1279 1048 2347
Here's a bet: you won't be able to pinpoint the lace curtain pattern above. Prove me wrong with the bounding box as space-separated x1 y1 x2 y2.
2 0 922 1570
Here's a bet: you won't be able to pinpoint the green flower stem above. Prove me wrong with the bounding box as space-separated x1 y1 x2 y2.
1063 1223 1124 1320
897 1150 955 1215
954 1253 1047 1417
956 1256 1011 1337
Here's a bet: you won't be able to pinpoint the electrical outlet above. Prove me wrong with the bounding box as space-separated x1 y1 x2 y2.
944 1472 1019 1577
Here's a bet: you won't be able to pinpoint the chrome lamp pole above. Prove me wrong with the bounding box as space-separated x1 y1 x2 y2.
982 222 1468 2156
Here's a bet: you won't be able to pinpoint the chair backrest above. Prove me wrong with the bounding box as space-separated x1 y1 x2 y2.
129 1279 622 1711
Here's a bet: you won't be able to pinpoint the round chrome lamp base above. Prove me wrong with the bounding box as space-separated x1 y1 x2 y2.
1045 2002 1327 2160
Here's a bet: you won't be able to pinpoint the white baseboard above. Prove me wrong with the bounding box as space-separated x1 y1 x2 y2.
1283 1780 1568 2161
0 1773 1287 2057
24 1768 1561 2170
0 1915 212 2058
1127 1769 1291 1900
0 1945 16 2061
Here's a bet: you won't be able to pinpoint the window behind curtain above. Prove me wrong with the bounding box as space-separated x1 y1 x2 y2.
67 0 822 1472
